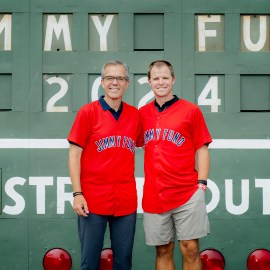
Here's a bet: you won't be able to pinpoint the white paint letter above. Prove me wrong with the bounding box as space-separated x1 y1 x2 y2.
198 15 221 51
3 177 26 215
29 177 54 214
91 15 114 51
255 178 270 215
57 177 73 214
136 177 144 214
243 16 267 51
0 14 12 50
44 15 72 51
225 179 249 215
206 179 220 213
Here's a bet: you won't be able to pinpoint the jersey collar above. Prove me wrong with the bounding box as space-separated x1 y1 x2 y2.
154 95 179 112
99 96 123 121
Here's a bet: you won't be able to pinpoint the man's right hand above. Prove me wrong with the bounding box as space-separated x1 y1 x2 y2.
73 195 89 217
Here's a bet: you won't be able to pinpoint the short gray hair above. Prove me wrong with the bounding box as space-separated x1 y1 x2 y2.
101 60 130 81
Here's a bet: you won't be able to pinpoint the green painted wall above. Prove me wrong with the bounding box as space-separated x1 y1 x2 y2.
0 0 270 269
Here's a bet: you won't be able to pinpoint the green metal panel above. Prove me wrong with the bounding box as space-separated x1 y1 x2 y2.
0 74 12 110
241 75 270 111
0 220 29 269
29 219 79 270
12 12 30 111
134 14 164 50
1 0 270 269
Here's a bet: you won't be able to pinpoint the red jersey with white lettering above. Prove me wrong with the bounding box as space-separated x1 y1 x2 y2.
68 100 143 216
139 99 212 214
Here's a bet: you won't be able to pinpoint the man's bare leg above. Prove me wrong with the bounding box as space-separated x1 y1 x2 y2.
180 239 202 270
156 242 175 270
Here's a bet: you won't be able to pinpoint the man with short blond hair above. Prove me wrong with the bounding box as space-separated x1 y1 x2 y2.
140 60 212 270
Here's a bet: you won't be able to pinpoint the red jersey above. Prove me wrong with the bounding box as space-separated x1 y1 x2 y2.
139 99 212 214
68 100 143 216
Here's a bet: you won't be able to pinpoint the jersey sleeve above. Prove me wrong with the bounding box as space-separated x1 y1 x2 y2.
192 106 212 149
136 113 145 147
67 106 92 148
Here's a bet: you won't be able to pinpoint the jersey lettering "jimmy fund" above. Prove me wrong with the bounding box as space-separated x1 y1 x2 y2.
144 128 185 147
95 135 135 154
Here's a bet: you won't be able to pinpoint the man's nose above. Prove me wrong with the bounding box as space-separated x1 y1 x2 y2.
158 78 164 84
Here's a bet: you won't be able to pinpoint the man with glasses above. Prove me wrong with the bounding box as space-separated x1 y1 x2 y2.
68 60 143 270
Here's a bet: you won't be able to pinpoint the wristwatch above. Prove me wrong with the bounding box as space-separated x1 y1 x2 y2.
198 179 207 190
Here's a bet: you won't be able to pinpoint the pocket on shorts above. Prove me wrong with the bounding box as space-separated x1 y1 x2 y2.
195 187 206 203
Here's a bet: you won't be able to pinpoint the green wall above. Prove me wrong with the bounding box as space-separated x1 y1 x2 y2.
0 0 270 269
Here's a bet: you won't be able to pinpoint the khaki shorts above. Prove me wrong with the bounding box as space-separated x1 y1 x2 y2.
143 188 210 246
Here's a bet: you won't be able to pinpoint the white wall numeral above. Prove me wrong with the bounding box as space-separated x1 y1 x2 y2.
91 76 102 101
137 76 154 109
198 76 221 112
46 77 69 112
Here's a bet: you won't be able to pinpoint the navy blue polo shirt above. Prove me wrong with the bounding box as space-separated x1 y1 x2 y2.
99 96 123 121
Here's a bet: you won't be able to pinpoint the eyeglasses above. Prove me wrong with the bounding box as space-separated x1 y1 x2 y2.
102 76 128 83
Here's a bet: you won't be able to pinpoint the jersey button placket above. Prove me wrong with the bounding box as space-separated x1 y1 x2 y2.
156 116 160 128
154 115 162 194
154 115 161 159
155 116 160 149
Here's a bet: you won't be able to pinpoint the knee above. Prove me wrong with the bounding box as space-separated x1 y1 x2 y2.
156 242 175 259
180 240 200 263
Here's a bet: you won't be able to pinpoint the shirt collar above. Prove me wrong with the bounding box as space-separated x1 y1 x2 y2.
99 95 123 112
154 95 179 112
